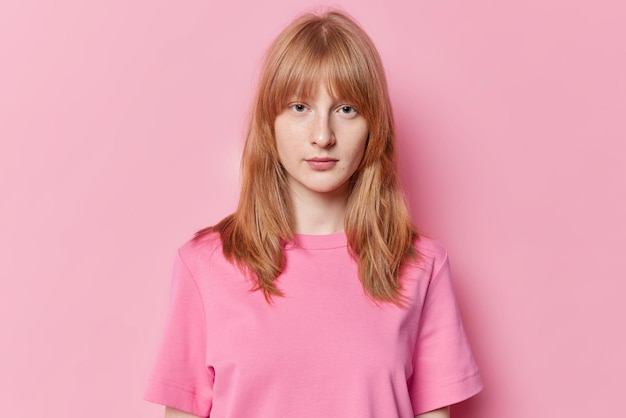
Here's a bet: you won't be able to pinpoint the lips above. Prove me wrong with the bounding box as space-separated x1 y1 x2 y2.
306 157 338 170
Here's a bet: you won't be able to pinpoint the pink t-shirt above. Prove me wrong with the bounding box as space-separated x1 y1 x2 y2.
145 232 482 417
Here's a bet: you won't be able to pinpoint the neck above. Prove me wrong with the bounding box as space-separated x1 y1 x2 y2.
289 187 349 235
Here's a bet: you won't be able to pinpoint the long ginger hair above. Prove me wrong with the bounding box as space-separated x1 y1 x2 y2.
197 10 418 306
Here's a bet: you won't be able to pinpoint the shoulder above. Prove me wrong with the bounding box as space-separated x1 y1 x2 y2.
413 234 449 277
176 229 225 268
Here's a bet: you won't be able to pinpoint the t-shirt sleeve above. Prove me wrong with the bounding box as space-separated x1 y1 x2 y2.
144 248 214 417
408 249 483 415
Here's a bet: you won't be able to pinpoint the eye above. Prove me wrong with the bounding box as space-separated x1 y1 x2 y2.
338 105 357 115
290 103 307 113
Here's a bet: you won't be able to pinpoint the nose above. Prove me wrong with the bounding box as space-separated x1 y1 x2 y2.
311 113 335 148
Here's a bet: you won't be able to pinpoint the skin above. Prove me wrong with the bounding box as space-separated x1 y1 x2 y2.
162 82 452 418
273 82 369 235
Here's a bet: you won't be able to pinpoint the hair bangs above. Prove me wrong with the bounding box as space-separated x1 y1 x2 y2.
268 27 375 121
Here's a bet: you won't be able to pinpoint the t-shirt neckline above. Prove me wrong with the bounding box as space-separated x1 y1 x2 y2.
289 232 347 250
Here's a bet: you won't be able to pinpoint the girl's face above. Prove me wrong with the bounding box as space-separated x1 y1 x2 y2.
274 82 368 202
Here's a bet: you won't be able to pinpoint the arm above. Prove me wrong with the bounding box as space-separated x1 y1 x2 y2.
416 406 450 418
164 407 202 418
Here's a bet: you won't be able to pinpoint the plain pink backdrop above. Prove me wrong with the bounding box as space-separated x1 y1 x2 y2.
1 0 624 417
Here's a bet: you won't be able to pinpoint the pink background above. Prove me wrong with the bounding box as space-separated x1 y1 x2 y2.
1 0 624 417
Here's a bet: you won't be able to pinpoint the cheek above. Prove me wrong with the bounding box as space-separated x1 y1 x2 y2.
355 120 369 159
274 120 290 160
360 132 370 155
275 140 301 172
355 127 369 159
345 137 368 174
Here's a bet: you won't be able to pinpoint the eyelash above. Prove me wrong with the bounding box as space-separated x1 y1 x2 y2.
289 104 358 114
339 106 356 114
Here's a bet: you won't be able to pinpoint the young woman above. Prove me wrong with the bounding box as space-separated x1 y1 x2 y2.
145 10 482 418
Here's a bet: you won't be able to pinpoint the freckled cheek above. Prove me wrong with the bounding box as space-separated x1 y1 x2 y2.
276 138 302 165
